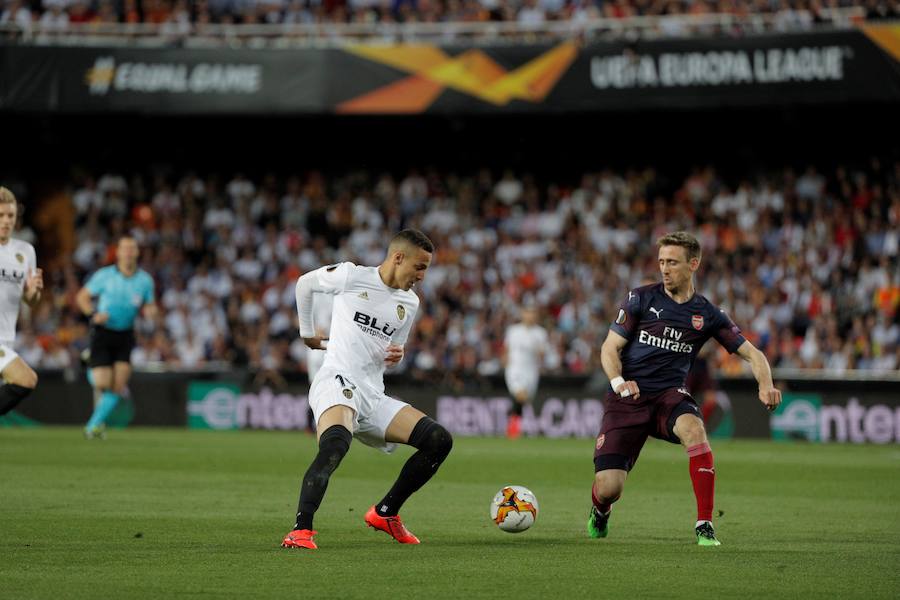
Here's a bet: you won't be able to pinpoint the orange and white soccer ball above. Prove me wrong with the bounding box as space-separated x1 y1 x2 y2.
490 485 539 533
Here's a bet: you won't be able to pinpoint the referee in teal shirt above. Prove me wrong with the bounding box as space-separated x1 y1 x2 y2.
76 236 157 438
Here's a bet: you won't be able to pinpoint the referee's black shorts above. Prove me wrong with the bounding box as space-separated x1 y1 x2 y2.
88 326 135 368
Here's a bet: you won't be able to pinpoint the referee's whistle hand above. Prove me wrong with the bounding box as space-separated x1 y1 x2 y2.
92 312 110 325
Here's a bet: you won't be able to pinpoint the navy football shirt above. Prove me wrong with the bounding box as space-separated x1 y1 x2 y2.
609 283 746 393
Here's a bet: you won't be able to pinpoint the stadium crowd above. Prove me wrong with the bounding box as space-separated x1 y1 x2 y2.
1 0 896 32
7 157 899 382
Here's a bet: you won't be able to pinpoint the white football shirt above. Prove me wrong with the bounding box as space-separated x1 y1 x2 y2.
505 323 549 372
0 238 36 344
312 292 333 337
297 262 419 392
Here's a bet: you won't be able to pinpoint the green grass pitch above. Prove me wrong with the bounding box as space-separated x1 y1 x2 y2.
1 428 898 599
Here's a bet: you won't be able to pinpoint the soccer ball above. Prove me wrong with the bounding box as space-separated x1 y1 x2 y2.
490 485 539 533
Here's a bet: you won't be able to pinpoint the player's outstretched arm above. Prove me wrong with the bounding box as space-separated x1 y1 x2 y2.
600 330 640 399
736 340 782 411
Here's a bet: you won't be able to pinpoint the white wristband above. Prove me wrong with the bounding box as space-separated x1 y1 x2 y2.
319 340 328 350
609 375 631 398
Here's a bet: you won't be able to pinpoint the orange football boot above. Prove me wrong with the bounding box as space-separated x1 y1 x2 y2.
364 506 420 544
281 529 318 549
506 414 522 439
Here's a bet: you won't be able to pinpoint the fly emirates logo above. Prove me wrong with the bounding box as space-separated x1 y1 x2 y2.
353 311 396 341
638 326 694 353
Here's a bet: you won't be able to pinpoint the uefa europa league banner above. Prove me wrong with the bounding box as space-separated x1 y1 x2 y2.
1 26 899 114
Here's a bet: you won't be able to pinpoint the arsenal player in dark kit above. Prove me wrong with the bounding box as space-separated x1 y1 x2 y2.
590 231 782 546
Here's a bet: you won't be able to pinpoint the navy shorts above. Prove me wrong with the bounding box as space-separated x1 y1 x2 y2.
593 387 701 473
89 326 135 367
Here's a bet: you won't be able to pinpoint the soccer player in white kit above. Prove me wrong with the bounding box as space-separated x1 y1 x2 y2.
282 230 453 550
0 187 42 417
503 306 548 439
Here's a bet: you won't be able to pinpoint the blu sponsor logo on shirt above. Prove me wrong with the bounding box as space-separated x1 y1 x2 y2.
353 311 397 337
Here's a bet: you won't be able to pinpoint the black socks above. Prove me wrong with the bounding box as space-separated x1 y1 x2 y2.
0 384 33 416
375 417 453 517
294 424 352 531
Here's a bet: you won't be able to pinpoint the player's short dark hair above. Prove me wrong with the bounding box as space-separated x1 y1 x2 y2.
391 229 434 253
657 231 701 261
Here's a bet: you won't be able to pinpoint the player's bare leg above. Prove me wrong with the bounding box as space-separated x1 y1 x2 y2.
588 469 625 538
364 406 453 544
112 362 132 395
674 413 720 546
91 366 113 390
0 357 38 416
283 404 355 549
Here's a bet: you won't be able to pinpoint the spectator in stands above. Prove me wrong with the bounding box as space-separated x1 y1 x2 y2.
40 0 70 32
1 0 33 35
9 153 899 383
6 0 880 32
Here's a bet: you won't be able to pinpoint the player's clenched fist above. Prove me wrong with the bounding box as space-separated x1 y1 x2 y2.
759 387 782 411
613 378 641 400
384 344 404 366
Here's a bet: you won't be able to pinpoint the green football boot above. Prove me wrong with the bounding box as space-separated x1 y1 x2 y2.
696 521 721 546
587 506 610 539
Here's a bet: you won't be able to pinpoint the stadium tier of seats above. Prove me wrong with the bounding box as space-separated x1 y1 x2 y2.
8 160 898 379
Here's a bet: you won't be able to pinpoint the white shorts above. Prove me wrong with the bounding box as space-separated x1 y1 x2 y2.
308 366 409 453
505 367 539 401
0 343 20 374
